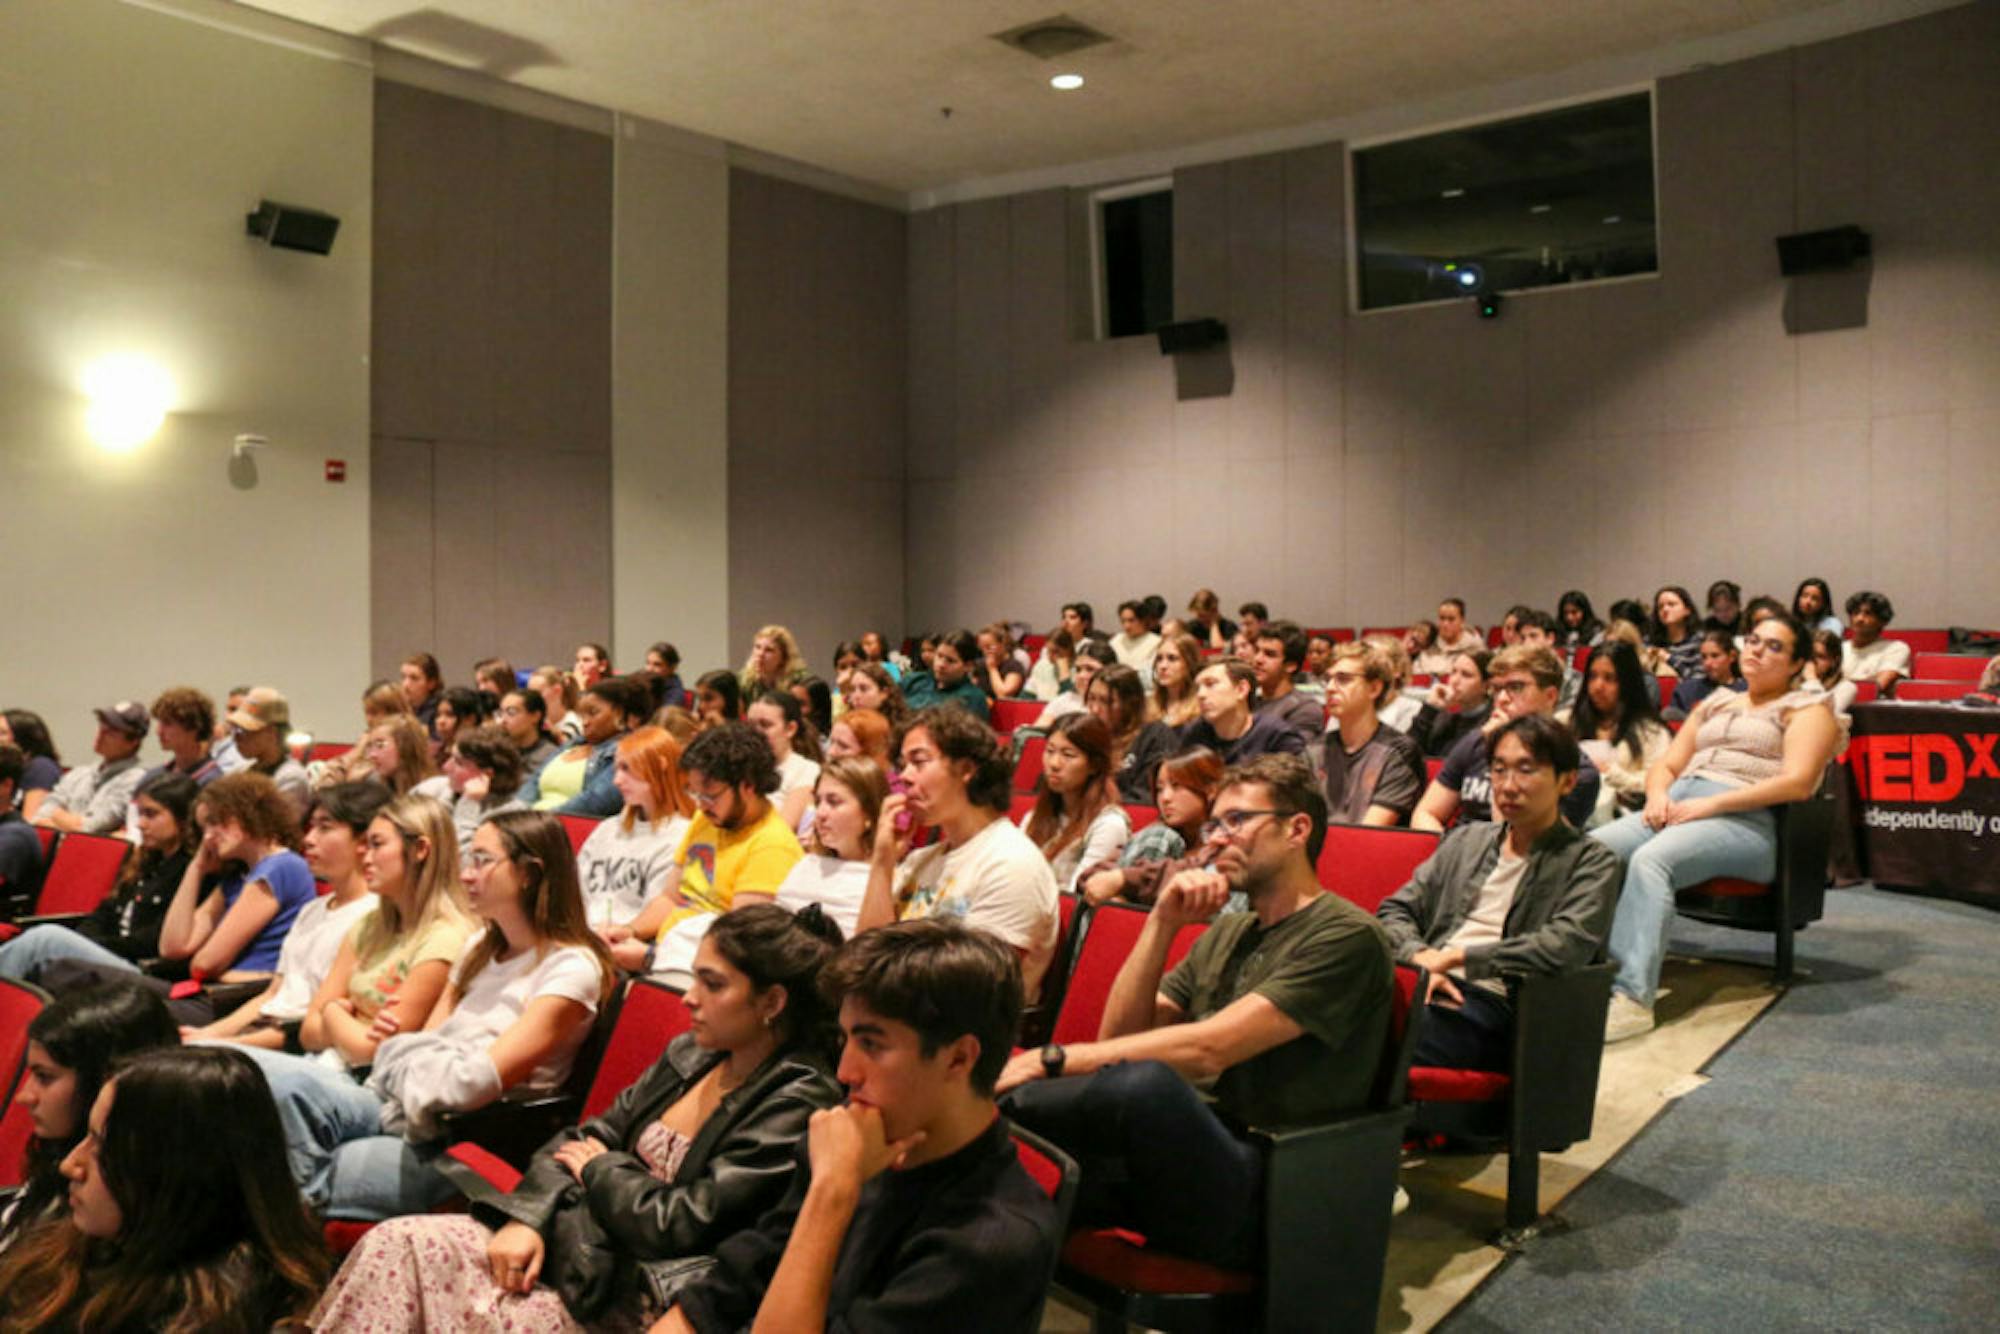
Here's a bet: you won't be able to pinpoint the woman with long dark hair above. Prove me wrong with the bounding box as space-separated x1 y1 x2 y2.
0 981 177 1248
1792 577 1843 635
1666 629 1747 720
747 690 824 831
1570 642 1670 828
519 675 653 818
1556 591 1605 651
312 902 845 1330
693 669 744 729
0 1044 328 1332
1649 585 1703 679
1087 664 1180 804
1021 712 1129 892
901 628 991 721
0 709 61 822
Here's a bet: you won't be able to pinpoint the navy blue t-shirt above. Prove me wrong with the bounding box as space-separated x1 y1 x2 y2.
1437 728 1599 828
219 849 318 973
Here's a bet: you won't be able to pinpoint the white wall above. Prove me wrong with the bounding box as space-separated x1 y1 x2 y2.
611 117 733 678
0 0 373 760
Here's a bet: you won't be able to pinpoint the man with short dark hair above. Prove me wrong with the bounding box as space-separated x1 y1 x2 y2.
999 754 1393 1268
1250 620 1326 744
1236 601 1270 643
1061 601 1107 646
1109 598 1162 678
1181 659 1306 763
1436 598 1483 656
34 701 148 834
0 744 46 911
1319 642 1428 826
1513 609 1581 713
1379 714 1621 1071
1842 590 1910 691
1413 646 1599 832
661 920 1060 1334
610 721 803 971
227 687 309 813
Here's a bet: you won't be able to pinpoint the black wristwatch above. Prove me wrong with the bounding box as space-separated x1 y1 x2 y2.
1039 1044 1067 1079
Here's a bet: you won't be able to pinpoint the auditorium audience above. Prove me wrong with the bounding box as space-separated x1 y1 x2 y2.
1183 658 1307 763
1150 631 1204 730
646 641 690 710
1236 601 1269 645
1078 746 1227 907
0 772 197 985
1704 580 1744 636
1842 590 1911 691
33 701 148 835
0 981 178 1249
694 668 744 726
901 629 991 721
1512 609 1583 714
0 710 61 822
1593 612 1840 1041
858 629 906 682
365 714 446 801
402 651 445 734
183 782 389 1048
576 726 697 932
739 625 809 699
1414 646 1600 832
1024 627 1075 701
1108 599 1162 678
574 643 613 691
497 687 562 774
1187 587 1236 649
1246 620 1327 747
977 622 1031 699
1792 577 1843 635
0 1045 328 1332
1806 629 1859 720
1571 642 1670 828
1666 629 1746 720
520 675 651 817
473 657 519 704
610 723 804 974
0 745 44 910
840 661 907 729
1556 590 1606 650
774 758 887 935
315 902 845 1329
1318 641 1428 827
791 675 834 740
238 809 614 1217
1089 664 1179 803
1366 633 1425 733
530 665 584 743
1409 648 1493 757
432 684 490 760
1000 754 1391 1270
1650 585 1704 678
1379 714 1623 1069
442 724 529 845
858 707 1059 999
825 708 895 773
747 690 824 831
1021 713 1131 893
225 687 309 813
656 920 1058 1334
1030 639 1114 729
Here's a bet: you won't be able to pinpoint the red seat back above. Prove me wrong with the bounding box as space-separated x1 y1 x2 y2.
1022 634 1048 657
558 814 600 856
307 741 353 763
1053 903 1205 1046
1315 823 1440 914
990 699 1044 737
1123 804 1159 833
1911 654 1987 682
1892 680 1969 702
37 833 130 917
1009 792 1038 825
1013 736 1047 792
1360 627 1405 642
0 978 51 1190
1425 757 1445 783
35 827 57 859
1307 627 1356 644
1883 629 1949 653
582 978 691 1121
1852 680 1880 703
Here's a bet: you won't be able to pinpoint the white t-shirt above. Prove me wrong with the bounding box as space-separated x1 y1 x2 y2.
773 853 871 937
777 750 822 799
437 941 608 1095
577 814 691 927
1843 637 1912 681
1019 804 1132 895
260 892 379 1022
1445 842 1528 996
894 817 1059 999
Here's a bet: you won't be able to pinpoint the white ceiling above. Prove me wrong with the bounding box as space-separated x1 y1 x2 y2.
225 0 1954 201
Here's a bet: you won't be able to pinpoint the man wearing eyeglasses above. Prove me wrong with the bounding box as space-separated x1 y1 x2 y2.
1412 645 1599 833
994 754 1392 1269
1319 641 1428 826
1379 714 1621 1071
607 722 802 973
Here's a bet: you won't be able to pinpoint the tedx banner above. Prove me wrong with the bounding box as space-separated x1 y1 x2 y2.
1837 705 2000 905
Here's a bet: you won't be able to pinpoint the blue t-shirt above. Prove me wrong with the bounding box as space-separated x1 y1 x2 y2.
1438 728 1600 829
18 755 61 800
221 849 317 973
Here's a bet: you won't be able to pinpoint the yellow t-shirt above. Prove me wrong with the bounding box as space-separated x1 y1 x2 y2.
345 910 475 1020
654 804 803 937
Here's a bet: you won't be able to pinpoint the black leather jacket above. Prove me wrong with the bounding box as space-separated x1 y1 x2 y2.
448 1032 841 1320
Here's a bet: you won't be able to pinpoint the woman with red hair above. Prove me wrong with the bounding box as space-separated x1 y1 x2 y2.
574 726 697 933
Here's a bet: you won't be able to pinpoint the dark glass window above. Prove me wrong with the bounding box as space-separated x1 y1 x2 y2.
1101 190 1173 338
1353 93 1657 311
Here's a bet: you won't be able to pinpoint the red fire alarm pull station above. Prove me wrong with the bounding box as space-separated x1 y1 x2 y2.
326 459 347 483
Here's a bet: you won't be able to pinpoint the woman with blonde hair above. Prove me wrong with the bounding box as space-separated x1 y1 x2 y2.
311 680 415 788
773 756 888 935
739 624 809 699
364 714 448 800
575 726 698 931
529 665 584 744
1150 631 1204 730
838 661 907 729
234 806 615 1218
977 622 1031 700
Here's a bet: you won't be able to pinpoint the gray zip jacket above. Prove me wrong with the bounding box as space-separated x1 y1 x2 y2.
1376 820 1621 980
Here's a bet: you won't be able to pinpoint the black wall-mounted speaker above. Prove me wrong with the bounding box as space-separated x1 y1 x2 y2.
246 200 340 256
1776 225 1869 276
1156 318 1228 355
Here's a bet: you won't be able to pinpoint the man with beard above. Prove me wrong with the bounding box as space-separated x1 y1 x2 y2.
995 754 1392 1268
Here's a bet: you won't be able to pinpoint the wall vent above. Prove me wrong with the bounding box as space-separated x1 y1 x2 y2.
991 15 1113 61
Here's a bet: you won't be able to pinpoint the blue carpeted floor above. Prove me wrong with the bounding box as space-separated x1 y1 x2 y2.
1447 884 2000 1332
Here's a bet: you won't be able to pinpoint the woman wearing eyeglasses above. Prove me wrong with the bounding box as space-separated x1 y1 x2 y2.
1591 612 1839 1042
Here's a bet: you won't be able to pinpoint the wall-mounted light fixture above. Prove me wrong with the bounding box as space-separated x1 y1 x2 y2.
81 355 174 452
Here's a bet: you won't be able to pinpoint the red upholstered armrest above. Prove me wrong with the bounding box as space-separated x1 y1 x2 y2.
1408 1066 1511 1104
1688 877 1771 898
445 1141 524 1194
1060 1228 1257 1295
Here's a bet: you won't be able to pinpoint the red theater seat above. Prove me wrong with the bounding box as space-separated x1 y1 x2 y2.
1013 735 1047 792
1883 629 1949 653
990 698 1043 737
1892 680 1968 702
0 978 53 1190
1675 786 1835 983
0 832 130 943
558 814 599 856
1314 823 1440 914
1912 654 1987 682
1050 902 1204 1047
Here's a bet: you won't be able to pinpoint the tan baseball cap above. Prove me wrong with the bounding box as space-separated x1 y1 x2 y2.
227 687 291 732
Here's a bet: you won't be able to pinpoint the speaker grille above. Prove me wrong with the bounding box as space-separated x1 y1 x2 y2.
992 15 1113 60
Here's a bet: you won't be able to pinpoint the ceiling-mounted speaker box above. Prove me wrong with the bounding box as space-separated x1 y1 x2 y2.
1156 318 1228 355
246 200 340 256
1776 225 1869 276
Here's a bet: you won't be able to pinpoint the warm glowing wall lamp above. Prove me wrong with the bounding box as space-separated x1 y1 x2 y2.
81 356 174 452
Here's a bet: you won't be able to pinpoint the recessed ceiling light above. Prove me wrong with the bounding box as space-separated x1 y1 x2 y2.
1051 73 1084 90
1440 187 1465 199
1603 214 1622 224
1529 203 1552 214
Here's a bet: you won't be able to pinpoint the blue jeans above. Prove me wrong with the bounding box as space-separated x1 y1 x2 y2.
0 925 140 982
1591 776 1777 1006
219 1044 456 1220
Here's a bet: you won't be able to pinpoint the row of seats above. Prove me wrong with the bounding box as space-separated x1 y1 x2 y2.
0 829 134 943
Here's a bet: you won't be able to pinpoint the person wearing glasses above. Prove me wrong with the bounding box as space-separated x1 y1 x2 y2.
606 722 804 974
994 754 1393 1270
1317 641 1428 827
1412 645 1600 833
1592 612 1839 1042
1378 715 1622 1071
